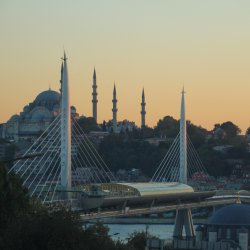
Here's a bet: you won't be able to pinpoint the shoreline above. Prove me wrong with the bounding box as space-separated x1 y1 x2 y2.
88 217 207 225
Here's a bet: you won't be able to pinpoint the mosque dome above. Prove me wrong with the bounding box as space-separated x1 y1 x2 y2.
9 114 19 121
23 105 29 113
35 90 60 104
207 204 250 226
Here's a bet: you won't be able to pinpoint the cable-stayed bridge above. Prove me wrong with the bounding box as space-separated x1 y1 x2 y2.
8 114 116 203
151 132 208 183
9 83 208 205
8 53 244 242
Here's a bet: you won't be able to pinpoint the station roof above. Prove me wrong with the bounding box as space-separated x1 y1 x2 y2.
117 182 194 197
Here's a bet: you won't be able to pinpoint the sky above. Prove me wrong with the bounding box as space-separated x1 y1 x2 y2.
1 1 250 132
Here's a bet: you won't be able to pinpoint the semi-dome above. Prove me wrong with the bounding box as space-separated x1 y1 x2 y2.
31 112 52 122
35 90 60 103
207 204 250 226
9 114 19 121
23 105 29 112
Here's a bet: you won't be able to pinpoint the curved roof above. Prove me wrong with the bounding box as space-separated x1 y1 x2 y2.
9 114 19 121
117 182 194 197
207 204 250 226
31 110 52 122
35 90 60 103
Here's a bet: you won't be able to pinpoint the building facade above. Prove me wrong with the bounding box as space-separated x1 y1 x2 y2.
1 89 78 141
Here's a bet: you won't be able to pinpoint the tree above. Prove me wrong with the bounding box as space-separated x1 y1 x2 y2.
128 126 154 139
187 121 207 148
197 145 232 177
3 208 86 250
82 221 117 250
127 231 157 250
227 143 248 159
246 126 250 136
154 116 179 138
77 116 100 133
127 231 147 250
99 134 167 177
0 162 31 236
220 121 241 138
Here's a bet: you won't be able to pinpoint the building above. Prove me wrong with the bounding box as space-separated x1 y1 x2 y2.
0 88 78 141
0 143 7 159
1 66 147 142
202 203 250 250
174 203 250 250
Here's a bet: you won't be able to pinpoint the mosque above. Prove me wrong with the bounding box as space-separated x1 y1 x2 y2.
0 63 79 141
173 200 250 250
0 65 146 141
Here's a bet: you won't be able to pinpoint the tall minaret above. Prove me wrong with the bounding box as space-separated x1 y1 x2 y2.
112 84 118 133
60 62 63 95
179 87 187 184
60 51 71 190
141 88 146 128
92 68 98 122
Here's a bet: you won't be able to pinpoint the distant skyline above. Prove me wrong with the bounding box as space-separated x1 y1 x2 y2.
1 1 250 132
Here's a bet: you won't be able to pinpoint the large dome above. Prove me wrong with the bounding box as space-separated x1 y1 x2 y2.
35 90 60 103
207 204 250 226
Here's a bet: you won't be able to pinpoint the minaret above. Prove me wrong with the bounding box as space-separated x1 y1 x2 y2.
60 62 63 95
92 68 98 122
179 87 187 184
141 88 146 128
112 84 118 133
60 51 71 190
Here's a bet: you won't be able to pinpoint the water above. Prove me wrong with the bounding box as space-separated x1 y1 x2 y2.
106 224 174 241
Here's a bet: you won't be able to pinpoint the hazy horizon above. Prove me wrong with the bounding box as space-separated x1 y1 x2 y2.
1 1 250 132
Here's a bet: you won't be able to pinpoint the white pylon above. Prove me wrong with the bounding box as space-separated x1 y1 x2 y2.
60 51 72 190
179 87 187 184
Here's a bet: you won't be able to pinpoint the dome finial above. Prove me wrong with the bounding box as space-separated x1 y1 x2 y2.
236 192 242 204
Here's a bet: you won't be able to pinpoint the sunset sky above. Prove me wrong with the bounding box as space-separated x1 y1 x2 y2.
1 1 250 132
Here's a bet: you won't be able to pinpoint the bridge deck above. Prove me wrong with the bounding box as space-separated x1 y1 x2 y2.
79 198 239 222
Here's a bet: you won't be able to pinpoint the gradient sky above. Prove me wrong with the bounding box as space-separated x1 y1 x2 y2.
1 1 250 132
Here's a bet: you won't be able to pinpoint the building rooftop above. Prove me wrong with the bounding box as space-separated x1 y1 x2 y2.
207 204 250 226
35 89 60 103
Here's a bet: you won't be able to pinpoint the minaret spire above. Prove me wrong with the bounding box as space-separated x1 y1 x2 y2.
141 88 146 128
92 68 98 122
112 83 118 133
60 62 63 95
60 51 71 191
179 86 187 184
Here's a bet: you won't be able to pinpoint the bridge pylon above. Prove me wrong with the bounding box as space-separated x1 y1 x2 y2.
60 51 71 198
173 209 196 249
173 88 195 248
173 208 195 241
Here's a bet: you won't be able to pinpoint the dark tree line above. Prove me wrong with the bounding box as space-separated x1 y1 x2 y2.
0 162 151 250
99 134 169 178
97 116 250 178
